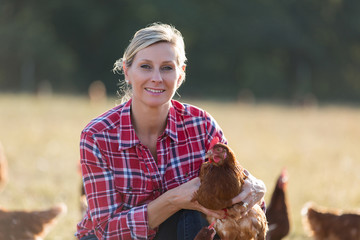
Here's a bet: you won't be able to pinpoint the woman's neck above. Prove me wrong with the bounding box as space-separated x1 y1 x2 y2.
130 101 170 161
130 101 170 141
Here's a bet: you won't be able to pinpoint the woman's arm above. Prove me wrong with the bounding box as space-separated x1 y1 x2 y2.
147 177 225 229
81 132 156 239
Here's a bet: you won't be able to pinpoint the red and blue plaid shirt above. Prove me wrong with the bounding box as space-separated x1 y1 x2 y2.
76 99 226 240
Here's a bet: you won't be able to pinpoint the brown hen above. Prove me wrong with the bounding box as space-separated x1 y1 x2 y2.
194 137 268 240
302 202 360 240
194 137 245 210
0 203 67 240
265 168 290 240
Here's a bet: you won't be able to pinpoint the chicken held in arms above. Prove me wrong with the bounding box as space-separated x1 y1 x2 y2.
193 137 268 240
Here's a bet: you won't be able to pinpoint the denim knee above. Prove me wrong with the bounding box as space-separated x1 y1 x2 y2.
80 235 98 240
177 210 209 240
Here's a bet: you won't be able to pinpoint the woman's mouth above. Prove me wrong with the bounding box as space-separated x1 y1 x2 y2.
145 88 165 94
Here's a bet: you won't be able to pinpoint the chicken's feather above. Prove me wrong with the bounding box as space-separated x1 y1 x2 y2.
0 203 67 240
302 202 360 240
195 142 267 240
265 168 290 240
196 160 243 210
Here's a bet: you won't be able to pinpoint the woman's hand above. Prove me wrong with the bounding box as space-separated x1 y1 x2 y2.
231 170 266 215
148 177 225 229
168 177 225 219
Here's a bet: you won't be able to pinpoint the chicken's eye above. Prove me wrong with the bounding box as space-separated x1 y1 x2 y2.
214 147 223 153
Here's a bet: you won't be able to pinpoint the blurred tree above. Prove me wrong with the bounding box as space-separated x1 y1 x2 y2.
0 0 76 92
0 0 359 102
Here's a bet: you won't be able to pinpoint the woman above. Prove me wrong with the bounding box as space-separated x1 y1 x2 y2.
76 23 266 240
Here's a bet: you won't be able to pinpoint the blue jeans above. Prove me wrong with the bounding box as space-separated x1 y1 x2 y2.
80 235 97 240
155 209 209 240
80 210 208 240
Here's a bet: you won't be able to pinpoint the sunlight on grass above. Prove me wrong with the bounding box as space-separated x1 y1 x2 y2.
1 94 359 239
0 94 117 239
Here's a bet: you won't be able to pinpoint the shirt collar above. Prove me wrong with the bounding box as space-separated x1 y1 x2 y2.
117 99 179 151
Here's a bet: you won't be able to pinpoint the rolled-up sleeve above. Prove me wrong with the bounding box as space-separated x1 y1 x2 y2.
80 132 157 240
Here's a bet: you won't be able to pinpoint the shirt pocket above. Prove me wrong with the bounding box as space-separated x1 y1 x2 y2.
114 174 153 209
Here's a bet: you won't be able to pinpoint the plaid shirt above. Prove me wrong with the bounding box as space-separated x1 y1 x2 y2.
76 99 226 240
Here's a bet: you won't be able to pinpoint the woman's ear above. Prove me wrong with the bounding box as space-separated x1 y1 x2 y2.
182 65 186 73
123 63 128 77
123 63 130 84
177 65 186 88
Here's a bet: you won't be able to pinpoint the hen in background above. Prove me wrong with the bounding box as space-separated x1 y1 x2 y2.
265 168 290 240
302 202 360 240
0 203 67 240
194 137 268 240
0 142 8 192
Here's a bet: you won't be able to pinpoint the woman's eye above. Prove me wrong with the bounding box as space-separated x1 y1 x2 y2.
162 66 173 71
140 64 151 69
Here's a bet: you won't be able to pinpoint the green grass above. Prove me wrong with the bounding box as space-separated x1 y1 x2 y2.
1 94 359 239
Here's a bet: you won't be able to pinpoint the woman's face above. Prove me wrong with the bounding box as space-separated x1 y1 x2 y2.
125 42 184 109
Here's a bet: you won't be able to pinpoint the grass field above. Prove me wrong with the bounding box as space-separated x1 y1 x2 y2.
1 94 359 239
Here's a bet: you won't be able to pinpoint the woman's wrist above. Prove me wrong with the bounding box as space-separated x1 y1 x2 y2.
163 187 183 212
147 188 180 229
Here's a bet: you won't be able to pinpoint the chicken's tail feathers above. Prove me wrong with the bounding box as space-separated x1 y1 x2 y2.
33 203 67 239
51 202 67 216
301 201 314 217
24 203 67 238
301 202 335 237
301 201 342 217
301 201 316 237
37 202 67 224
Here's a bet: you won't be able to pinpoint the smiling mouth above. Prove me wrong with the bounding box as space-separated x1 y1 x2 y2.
145 88 165 93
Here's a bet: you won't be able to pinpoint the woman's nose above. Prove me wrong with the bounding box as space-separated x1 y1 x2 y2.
151 69 163 83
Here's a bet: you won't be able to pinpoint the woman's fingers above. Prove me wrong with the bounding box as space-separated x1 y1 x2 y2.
231 180 251 205
232 174 266 206
195 202 225 219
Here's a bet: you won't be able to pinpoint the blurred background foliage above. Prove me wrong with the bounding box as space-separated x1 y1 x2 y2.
1 0 360 102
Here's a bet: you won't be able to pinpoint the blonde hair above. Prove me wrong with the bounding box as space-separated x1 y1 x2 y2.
113 23 187 101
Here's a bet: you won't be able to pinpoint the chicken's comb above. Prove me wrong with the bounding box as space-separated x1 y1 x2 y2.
281 168 289 183
209 136 220 150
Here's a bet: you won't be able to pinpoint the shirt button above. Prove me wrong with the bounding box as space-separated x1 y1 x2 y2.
153 188 162 193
